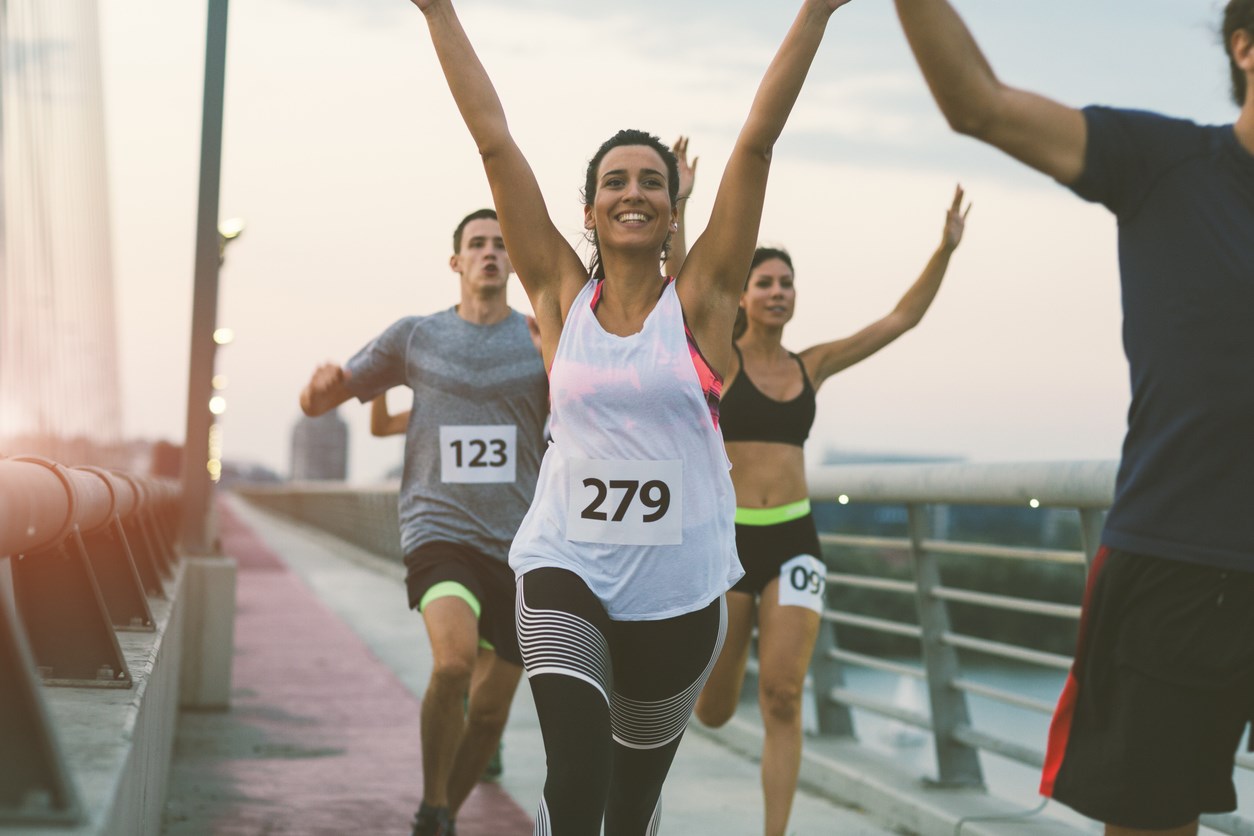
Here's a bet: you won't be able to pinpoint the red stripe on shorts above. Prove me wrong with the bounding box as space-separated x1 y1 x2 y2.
1040 545 1111 796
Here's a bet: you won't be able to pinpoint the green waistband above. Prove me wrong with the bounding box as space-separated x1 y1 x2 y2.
735 498 811 526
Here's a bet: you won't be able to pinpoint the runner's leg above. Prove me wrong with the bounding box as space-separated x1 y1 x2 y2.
695 589 756 727
604 596 727 835
517 568 614 835
756 578 821 836
449 649 522 812
421 595 480 807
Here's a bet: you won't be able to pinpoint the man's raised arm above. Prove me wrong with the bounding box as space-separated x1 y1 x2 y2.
894 0 1088 185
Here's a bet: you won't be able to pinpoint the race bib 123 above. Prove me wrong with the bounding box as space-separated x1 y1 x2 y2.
439 425 516 484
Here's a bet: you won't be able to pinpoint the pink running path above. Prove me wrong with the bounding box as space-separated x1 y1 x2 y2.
161 500 533 835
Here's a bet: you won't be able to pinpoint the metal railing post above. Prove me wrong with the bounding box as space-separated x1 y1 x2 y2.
1078 508 1105 570
0 585 83 825
809 604 854 737
13 532 132 688
907 503 983 788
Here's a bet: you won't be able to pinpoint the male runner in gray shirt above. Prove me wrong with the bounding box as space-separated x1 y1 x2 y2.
300 209 547 836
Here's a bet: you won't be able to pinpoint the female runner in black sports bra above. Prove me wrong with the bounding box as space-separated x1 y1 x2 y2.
694 185 970 836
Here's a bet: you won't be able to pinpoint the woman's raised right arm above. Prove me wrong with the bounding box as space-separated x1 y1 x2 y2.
413 0 586 352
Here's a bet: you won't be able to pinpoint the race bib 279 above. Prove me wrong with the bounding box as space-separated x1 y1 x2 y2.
565 458 682 546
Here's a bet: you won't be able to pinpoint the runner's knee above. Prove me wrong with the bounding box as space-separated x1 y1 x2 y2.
430 657 475 692
466 698 510 732
695 690 735 728
760 678 804 726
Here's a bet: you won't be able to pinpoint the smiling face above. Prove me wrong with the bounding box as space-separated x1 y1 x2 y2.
741 257 797 330
450 217 511 296
584 144 677 259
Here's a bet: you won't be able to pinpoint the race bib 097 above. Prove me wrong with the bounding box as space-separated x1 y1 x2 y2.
566 458 683 546
777 554 827 614
439 425 516 484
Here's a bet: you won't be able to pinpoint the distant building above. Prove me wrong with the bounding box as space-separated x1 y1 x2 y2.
290 410 348 481
219 459 283 488
149 440 183 479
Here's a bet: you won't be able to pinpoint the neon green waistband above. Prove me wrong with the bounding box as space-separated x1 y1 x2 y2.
734 498 811 526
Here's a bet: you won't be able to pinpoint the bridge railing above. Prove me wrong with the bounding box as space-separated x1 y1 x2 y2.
0 456 180 827
240 461 1252 833
804 460 1252 835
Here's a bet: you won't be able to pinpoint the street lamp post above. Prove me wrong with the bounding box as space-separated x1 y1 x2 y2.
179 0 231 555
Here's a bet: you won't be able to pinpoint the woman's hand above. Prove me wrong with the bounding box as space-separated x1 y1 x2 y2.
673 135 698 201
941 184 971 252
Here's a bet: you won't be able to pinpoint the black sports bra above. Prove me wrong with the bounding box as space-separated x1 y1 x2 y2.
718 345 816 447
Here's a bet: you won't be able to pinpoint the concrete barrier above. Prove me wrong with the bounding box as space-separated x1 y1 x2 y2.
179 557 236 710
238 482 402 561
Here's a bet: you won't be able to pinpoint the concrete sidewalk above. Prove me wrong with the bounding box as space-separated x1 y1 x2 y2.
166 494 897 835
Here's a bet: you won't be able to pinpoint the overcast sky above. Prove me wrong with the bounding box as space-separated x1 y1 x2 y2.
98 0 1238 483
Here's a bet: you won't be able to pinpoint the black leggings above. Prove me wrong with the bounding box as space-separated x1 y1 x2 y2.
517 568 726 836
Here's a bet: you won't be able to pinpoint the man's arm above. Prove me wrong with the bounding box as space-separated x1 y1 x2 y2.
369 394 410 437
893 0 1087 185
299 363 353 417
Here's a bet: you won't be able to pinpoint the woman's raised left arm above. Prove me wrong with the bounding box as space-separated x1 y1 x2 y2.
678 0 856 371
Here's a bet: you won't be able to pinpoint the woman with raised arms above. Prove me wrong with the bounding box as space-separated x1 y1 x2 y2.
408 0 856 833
693 186 969 836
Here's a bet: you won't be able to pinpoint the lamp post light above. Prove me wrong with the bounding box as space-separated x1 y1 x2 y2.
179 0 232 555
218 217 244 262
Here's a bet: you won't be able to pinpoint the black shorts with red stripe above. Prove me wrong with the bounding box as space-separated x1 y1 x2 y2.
1040 547 1254 829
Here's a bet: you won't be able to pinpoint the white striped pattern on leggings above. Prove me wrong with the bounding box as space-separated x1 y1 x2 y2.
612 595 726 750
518 579 727 751
516 577 613 704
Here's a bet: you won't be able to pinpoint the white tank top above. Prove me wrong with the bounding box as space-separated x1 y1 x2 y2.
509 277 743 620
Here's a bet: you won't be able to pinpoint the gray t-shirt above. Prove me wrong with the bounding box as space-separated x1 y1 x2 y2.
344 308 548 561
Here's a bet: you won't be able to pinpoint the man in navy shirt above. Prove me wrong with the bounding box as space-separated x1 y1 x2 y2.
893 1 1254 833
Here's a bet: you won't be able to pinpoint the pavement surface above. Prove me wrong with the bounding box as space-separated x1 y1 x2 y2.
162 495 898 835
161 499 531 836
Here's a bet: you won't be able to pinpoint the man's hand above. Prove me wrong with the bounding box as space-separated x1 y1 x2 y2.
300 363 348 416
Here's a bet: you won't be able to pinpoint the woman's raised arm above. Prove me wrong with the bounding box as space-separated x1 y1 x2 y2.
413 0 587 355
679 0 855 363
801 184 969 388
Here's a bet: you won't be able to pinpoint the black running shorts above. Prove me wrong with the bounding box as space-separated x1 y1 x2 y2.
403 540 521 666
1041 547 1254 829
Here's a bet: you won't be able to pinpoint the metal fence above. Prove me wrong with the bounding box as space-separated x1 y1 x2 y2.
804 460 1252 835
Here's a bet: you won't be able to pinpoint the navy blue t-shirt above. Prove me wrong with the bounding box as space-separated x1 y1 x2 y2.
1071 106 1254 571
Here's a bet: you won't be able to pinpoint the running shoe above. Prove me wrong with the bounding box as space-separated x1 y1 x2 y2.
412 802 456 836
